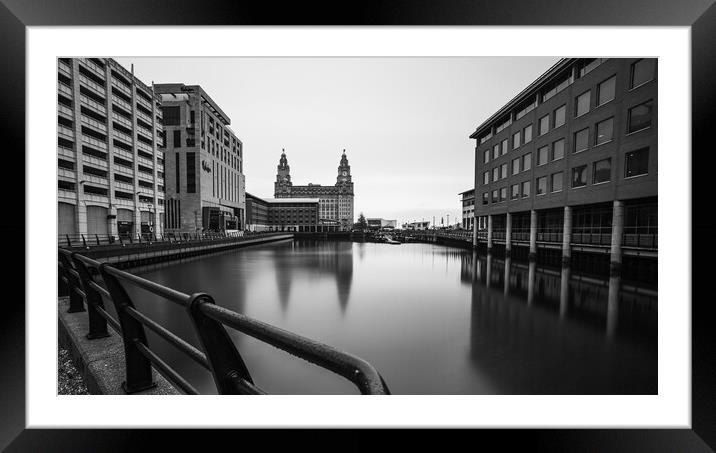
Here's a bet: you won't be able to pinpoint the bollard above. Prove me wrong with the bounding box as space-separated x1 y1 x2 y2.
99 264 157 394
186 293 254 394
72 256 110 340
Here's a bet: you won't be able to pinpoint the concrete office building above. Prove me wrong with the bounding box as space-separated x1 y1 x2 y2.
57 58 165 240
155 83 245 233
460 189 475 231
245 192 319 232
274 149 354 231
470 58 657 320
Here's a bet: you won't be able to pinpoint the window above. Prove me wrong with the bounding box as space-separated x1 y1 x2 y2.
492 189 499 203
515 99 536 120
174 152 180 193
552 138 565 161
493 143 500 159
537 146 549 166
574 128 589 153
523 124 533 143
513 131 521 149
595 117 614 145
551 172 563 192
493 167 499 181
500 187 507 201
541 72 572 102
631 59 656 88
625 147 649 178
578 58 607 77
539 114 550 135
536 176 547 195
173 130 181 147
597 76 616 106
500 163 508 179
572 165 588 188
186 152 196 193
501 138 508 155
484 149 490 164
522 153 532 171
627 100 654 133
521 181 531 197
162 106 180 126
483 171 490 185
512 158 520 175
554 105 566 128
593 158 611 184
511 184 520 199
190 110 195 124
575 91 590 117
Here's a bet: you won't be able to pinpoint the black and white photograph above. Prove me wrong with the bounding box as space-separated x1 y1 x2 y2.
55 55 658 396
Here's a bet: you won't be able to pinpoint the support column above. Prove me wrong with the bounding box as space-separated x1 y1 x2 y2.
486 252 492 289
504 256 511 296
529 209 537 262
505 212 512 257
560 206 572 318
472 216 478 248
487 214 493 254
607 200 624 337
527 260 536 306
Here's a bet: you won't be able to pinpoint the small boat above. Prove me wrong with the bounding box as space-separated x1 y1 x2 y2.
383 235 401 245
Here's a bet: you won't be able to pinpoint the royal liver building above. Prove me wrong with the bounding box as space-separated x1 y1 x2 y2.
274 149 354 231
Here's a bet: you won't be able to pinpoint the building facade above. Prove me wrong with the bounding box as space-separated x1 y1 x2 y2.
460 189 475 230
366 218 397 230
402 221 431 230
245 192 320 232
57 58 165 240
155 83 245 233
274 149 354 231
470 57 657 287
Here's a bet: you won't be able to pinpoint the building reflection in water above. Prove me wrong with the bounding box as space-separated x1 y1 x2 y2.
464 250 656 394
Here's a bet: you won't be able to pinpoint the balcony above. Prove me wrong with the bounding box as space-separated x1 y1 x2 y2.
81 134 107 151
58 82 73 98
115 197 134 207
114 181 134 192
114 163 133 175
58 168 75 179
137 155 154 168
137 124 153 140
111 78 131 96
83 174 109 186
112 147 134 162
137 171 154 182
58 60 71 77
137 95 152 110
138 186 155 196
136 108 152 124
81 154 108 170
111 111 132 129
57 145 75 159
79 74 106 98
112 129 133 145
80 94 106 115
82 192 109 204
58 189 76 200
79 58 105 79
57 104 74 119
80 115 107 134
111 95 132 112
58 125 75 140
136 140 153 154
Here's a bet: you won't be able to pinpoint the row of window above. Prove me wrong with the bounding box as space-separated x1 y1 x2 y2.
482 148 650 204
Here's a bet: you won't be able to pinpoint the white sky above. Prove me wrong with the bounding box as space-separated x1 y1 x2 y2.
116 57 559 226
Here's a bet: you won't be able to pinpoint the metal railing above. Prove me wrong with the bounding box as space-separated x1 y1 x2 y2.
58 249 390 395
58 230 255 249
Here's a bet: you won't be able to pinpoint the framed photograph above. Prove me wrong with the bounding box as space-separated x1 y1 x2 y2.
4 0 715 450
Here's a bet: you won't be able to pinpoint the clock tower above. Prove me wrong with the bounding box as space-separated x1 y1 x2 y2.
336 149 353 190
275 149 292 197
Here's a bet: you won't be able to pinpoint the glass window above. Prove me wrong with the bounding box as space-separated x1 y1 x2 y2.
551 172 563 192
552 138 565 161
625 147 649 177
597 75 616 106
186 152 196 193
536 176 547 195
575 90 590 117
511 184 520 199
484 149 490 163
492 189 499 203
631 59 656 88
173 130 181 147
483 171 490 185
574 128 589 153
521 181 531 197
501 138 509 155
162 106 180 126
572 165 588 187
524 124 533 143
493 143 500 159
512 158 520 175
627 100 654 133
513 131 521 149
501 163 508 179
554 105 566 128
493 167 499 181
595 117 614 145
500 187 507 201
522 153 532 171
537 146 549 165
593 158 611 184
539 114 550 135
482 193 489 205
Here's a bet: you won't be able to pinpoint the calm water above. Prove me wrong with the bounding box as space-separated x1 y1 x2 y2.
124 239 657 395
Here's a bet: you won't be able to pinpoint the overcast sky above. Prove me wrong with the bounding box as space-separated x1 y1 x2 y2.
116 57 559 226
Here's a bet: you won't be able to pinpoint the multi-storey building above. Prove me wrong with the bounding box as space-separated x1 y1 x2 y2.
57 58 165 240
155 83 245 233
366 218 398 230
245 192 319 232
459 189 475 230
274 149 354 231
469 58 657 286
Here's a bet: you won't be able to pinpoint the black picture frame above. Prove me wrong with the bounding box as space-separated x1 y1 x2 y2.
2 0 714 450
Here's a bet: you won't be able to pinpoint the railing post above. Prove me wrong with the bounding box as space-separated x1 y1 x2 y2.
186 293 254 394
72 256 110 340
59 252 86 313
81 234 87 249
99 263 157 393
95 234 100 246
66 234 71 248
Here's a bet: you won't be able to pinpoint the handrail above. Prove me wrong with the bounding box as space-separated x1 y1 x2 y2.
58 247 390 395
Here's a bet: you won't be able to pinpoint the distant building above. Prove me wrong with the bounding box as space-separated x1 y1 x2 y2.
459 189 475 230
274 149 354 231
57 58 165 240
155 83 245 233
245 193 321 232
403 221 431 230
366 218 397 230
